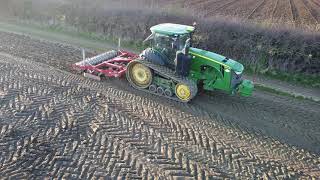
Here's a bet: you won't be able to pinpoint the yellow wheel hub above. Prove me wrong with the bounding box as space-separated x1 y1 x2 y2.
129 62 152 88
175 83 191 101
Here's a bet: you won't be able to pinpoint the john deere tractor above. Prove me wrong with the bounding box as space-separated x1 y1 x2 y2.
126 23 254 102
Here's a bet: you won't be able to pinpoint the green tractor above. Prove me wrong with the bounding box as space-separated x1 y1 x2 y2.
126 23 254 102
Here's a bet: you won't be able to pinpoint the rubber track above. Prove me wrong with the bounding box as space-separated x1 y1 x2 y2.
126 59 198 103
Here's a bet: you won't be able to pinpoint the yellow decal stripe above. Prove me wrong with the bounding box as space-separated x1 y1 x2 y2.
190 52 231 69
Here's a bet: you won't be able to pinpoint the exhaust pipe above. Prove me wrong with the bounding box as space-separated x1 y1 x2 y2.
118 38 121 52
82 48 86 61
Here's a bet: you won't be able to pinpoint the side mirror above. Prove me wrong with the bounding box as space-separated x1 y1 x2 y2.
143 33 155 43
185 38 191 49
193 22 197 31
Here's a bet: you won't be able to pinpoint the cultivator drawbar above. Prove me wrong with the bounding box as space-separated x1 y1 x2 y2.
72 50 138 80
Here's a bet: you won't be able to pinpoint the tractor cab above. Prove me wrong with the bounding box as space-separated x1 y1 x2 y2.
143 23 195 76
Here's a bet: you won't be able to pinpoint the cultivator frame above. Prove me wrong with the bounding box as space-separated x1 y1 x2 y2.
72 50 138 80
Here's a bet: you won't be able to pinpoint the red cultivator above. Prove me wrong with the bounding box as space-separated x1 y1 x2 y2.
72 50 138 80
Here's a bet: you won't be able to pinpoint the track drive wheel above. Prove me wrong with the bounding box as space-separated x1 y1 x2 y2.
126 61 153 89
175 83 192 102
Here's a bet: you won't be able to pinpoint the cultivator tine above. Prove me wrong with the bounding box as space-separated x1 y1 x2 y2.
84 72 101 81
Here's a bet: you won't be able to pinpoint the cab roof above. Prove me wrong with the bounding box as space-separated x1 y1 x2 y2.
150 23 195 36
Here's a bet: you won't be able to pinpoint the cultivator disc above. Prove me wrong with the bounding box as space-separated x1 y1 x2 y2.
75 50 118 66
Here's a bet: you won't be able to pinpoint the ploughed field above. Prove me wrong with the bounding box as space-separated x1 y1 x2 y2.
143 0 320 26
0 31 320 179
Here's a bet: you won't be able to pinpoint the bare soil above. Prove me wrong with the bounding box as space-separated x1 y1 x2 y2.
134 0 320 26
183 0 320 25
122 0 320 26
0 31 319 179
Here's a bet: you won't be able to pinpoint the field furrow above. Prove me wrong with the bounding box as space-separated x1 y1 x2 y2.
305 0 320 22
214 0 263 18
299 0 319 24
247 0 267 19
204 0 239 17
272 0 294 24
289 0 298 24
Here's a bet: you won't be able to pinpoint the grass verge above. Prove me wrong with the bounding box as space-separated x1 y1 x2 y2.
255 84 315 101
245 65 320 88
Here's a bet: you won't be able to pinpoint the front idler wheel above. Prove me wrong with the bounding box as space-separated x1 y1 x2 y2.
175 83 192 102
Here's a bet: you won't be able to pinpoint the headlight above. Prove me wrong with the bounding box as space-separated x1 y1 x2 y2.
235 71 242 75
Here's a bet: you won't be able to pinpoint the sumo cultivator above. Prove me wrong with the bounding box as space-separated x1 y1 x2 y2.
72 50 138 81
72 23 254 102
